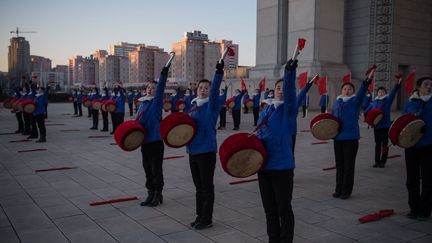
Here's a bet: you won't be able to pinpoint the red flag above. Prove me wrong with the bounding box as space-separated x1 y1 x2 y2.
227 46 235 56
365 64 377 77
298 71 308 89
404 69 416 94
368 76 375 94
298 38 306 50
318 76 327 95
241 79 246 91
259 78 266 92
342 71 351 83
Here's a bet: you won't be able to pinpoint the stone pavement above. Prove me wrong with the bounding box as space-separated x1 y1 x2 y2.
0 103 431 243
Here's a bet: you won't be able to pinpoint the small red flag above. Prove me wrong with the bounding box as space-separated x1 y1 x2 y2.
342 72 351 83
298 71 308 89
241 79 246 91
259 78 266 92
368 76 375 94
395 72 402 80
365 64 377 77
404 69 416 94
298 38 306 51
227 46 235 56
318 76 327 95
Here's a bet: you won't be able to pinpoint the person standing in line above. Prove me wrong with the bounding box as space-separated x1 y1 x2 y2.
231 89 245 130
100 87 109 132
252 88 261 126
217 85 228 130
33 87 47 143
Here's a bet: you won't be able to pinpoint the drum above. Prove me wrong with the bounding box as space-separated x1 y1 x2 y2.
68 96 74 102
219 133 267 178
365 108 384 126
92 100 102 110
163 99 172 112
103 100 117 113
3 97 13 109
11 98 20 110
310 113 341 140
160 112 196 148
389 114 425 148
83 97 92 108
225 98 235 109
114 120 146 151
21 99 36 114
245 99 254 109
176 99 186 111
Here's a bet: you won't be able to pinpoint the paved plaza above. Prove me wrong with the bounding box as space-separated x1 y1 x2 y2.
0 103 431 243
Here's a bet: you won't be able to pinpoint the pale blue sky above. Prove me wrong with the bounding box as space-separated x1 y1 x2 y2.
0 0 257 72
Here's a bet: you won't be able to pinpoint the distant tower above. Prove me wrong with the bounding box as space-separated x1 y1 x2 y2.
8 37 31 85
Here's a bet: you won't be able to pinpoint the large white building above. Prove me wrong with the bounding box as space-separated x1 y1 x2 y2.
128 45 168 85
110 42 145 57
99 55 129 88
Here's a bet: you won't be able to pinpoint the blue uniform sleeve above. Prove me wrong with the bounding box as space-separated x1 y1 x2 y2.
153 74 168 111
209 72 224 112
296 84 311 109
354 82 369 109
385 83 401 110
284 68 297 117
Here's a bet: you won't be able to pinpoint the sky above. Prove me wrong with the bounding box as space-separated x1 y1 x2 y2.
0 0 257 72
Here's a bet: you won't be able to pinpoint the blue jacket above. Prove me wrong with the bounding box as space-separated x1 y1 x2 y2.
365 83 400 129
243 94 250 104
77 92 83 104
319 95 329 107
232 90 245 111
252 92 261 108
101 89 109 101
362 94 372 110
289 83 312 135
115 90 125 113
186 72 223 155
332 82 369 140
89 92 100 101
257 67 296 170
218 88 228 110
137 74 168 144
170 89 181 112
403 93 432 147
33 94 46 116
127 92 134 104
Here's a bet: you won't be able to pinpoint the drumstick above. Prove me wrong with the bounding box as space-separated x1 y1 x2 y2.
164 52 175 68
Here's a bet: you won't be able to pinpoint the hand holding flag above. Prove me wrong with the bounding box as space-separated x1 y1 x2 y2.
404 69 416 94
292 38 307 60
298 71 308 89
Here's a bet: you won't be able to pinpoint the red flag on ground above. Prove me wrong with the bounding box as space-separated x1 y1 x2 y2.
298 38 306 50
241 79 246 91
404 69 416 94
298 71 308 89
368 76 375 94
259 78 266 92
318 76 327 95
227 46 235 56
342 71 351 83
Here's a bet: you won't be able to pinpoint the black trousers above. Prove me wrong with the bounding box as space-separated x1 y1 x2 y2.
320 106 326 113
101 110 109 130
112 112 124 133
110 112 116 132
334 140 359 196
23 112 31 134
189 152 216 224
91 109 99 128
29 114 38 137
244 104 249 113
77 103 82 116
87 107 91 117
141 140 165 192
258 169 294 243
15 111 24 132
35 114 46 139
45 104 48 119
405 145 432 217
291 135 296 157
232 109 241 129
253 107 259 126
73 102 78 115
219 107 226 128
128 103 133 116
302 106 307 118
374 128 389 165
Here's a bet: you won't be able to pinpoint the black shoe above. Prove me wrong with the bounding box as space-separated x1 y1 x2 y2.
100 129 108 132
35 138 46 143
417 215 430 221
110 132 114 135
373 164 379 168
378 164 385 168
233 127 239 131
140 191 155 206
340 194 350 200
22 132 30 135
14 130 23 134
193 222 212 230
148 192 163 207
407 212 417 219
90 127 97 130
27 135 38 139
332 193 340 198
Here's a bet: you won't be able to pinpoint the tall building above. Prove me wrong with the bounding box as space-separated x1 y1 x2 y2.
8 37 31 84
251 0 432 109
215 39 239 70
77 56 98 86
93 50 108 60
53 65 69 89
128 45 169 84
68 55 83 87
109 42 145 57
30 55 52 73
99 55 129 88
172 30 233 83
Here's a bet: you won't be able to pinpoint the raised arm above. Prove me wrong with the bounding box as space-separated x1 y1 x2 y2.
284 59 298 116
153 70 169 110
296 82 312 108
209 61 224 112
385 82 401 110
